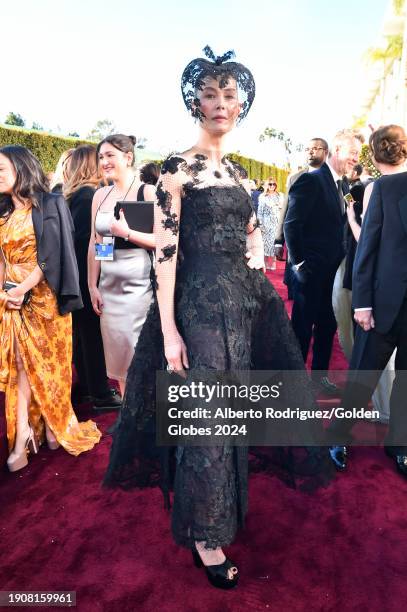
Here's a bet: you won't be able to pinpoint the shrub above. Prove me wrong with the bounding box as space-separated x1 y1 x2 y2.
0 125 92 172
0 124 290 189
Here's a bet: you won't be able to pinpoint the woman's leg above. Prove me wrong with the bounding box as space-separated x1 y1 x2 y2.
9 338 32 455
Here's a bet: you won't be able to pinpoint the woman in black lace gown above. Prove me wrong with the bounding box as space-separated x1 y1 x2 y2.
105 47 324 589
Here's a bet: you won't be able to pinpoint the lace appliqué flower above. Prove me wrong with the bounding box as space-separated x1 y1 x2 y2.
161 156 187 175
222 158 248 183
161 213 179 235
189 154 208 175
156 181 172 214
158 244 177 263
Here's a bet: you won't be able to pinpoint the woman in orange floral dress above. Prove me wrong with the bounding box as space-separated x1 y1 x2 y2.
0 145 101 472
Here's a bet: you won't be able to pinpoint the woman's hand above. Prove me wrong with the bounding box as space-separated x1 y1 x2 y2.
165 332 189 377
89 286 104 316
5 285 25 310
110 209 130 239
245 251 266 273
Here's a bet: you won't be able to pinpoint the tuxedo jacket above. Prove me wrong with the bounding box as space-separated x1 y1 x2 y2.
283 163 346 273
32 192 83 314
275 167 308 245
352 171 407 334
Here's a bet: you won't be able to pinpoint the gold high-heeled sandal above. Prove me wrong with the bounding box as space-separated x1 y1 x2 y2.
7 427 39 472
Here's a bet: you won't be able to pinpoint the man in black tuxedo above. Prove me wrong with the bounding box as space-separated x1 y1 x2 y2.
329 171 407 476
284 130 362 394
275 139 329 299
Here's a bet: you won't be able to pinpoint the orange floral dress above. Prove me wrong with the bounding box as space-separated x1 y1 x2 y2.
0 206 101 453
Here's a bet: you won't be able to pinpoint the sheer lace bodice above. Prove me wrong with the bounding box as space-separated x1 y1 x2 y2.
154 154 263 347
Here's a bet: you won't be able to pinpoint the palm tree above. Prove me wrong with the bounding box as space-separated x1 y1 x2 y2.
364 34 403 71
393 0 405 15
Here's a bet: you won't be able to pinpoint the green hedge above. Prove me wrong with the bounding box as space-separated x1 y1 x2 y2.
0 124 289 189
228 153 289 192
0 125 92 172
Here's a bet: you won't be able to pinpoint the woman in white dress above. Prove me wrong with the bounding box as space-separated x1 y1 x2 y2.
257 178 281 270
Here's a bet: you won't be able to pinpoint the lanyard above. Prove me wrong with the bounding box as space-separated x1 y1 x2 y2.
94 176 136 241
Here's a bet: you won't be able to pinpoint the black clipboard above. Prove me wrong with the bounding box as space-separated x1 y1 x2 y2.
114 201 154 233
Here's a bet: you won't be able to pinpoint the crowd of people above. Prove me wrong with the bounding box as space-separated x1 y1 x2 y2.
1 45 407 590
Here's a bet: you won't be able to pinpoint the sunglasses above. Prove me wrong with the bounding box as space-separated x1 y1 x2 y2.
268 182 277 186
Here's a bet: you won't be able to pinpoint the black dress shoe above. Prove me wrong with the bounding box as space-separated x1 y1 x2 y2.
313 376 340 397
71 386 92 406
329 446 347 470
384 447 407 477
93 388 122 411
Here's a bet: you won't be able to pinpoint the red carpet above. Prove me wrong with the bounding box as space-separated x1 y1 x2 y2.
1 262 406 612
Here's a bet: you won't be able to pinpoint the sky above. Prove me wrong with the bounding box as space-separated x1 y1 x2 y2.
1 0 389 165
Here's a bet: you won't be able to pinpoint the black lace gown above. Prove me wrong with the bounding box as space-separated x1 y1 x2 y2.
104 155 323 550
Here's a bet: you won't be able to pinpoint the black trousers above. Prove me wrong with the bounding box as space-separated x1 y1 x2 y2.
329 295 407 453
284 259 294 300
72 303 111 398
291 268 337 373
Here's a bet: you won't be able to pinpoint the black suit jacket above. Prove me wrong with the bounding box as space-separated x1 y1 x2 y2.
283 163 345 273
352 171 407 334
32 192 83 314
66 186 95 309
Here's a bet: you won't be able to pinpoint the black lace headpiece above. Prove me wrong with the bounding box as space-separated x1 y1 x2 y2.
181 45 255 123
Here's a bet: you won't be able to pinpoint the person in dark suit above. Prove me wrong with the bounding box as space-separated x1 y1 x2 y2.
250 179 261 213
332 163 365 362
64 146 122 411
284 130 362 394
275 139 329 299
329 126 407 476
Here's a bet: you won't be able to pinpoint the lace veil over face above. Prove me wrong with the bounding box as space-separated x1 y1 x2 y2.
181 46 255 124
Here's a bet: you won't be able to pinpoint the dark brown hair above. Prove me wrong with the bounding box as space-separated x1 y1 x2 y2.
369 125 407 166
96 134 137 167
140 162 160 185
0 145 49 219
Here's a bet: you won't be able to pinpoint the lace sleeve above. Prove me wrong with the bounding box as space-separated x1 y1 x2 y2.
155 157 184 347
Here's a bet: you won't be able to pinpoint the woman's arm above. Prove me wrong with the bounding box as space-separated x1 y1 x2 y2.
346 201 361 242
348 182 374 243
110 183 157 249
0 248 5 286
16 265 44 294
155 160 188 372
110 210 156 249
5 264 44 308
362 181 374 219
87 190 103 315
246 211 265 271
